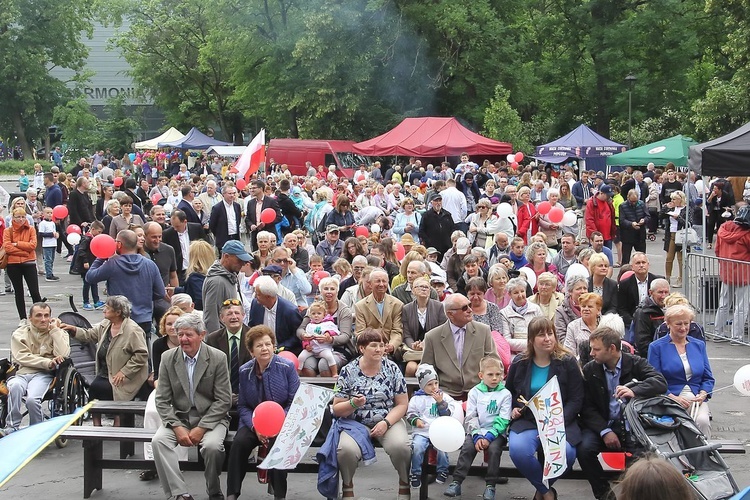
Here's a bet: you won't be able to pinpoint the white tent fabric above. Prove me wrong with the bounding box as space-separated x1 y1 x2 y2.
133 127 185 150
205 146 247 157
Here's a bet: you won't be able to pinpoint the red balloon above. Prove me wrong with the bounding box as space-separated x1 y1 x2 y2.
252 401 285 437
66 224 82 235
113 177 124 187
619 270 635 282
395 242 405 261
548 207 564 224
236 178 247 190
151 193 162 205
90 234 118 259
313 270 330 286
52 205 68 221
278 350 299 370
515 152 525 163
260 208 276 224
537 201 552 215
355 226 369 237
511 162 519 168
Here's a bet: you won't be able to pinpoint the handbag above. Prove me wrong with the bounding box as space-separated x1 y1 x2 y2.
675 227 699 246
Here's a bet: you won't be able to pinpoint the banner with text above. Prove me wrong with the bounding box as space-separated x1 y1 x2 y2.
527 375 567 487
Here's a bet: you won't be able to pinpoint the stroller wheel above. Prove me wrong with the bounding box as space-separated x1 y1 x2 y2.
55 436 69 448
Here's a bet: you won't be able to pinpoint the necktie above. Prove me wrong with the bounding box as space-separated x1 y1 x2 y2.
230 336 240 393
454 328 464 366
185 356 196 405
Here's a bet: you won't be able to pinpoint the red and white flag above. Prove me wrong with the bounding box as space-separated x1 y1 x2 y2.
235 129 265 181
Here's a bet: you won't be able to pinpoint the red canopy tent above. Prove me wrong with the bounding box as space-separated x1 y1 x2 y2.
352 117 512 157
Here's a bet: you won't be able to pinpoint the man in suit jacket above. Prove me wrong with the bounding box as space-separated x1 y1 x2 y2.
617 252 661 328
205 301 252 408
621 170 648 202
209 185 241 252
354 268 403 357
152 314 232 500
163 210 208 284
421 293 498 400
177 185 202 224
245 179 281 250
572 171 594 209
249 276 303 354
578 326 667 500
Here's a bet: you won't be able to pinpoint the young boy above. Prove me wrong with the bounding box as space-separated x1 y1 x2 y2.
76 221 105 310
407 364 458 488
18 169 29 193
305 254 325 304
444 356 511 500
38 208 60 281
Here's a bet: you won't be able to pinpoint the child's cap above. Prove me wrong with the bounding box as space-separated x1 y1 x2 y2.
415 363 438 391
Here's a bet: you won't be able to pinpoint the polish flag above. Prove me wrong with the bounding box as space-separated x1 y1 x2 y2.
235 129 265 181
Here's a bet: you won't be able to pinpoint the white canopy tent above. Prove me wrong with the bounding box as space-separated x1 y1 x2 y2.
133 127 185 150
205 146 247 157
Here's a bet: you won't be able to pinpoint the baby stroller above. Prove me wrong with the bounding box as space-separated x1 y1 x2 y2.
0 312 95 448
625 396 739 500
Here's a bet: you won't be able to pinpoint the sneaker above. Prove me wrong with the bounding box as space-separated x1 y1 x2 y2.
66 255 73 262
410 474 421 489
4 286 11 293
444 481 462 497
94 301 106 310
482 485 496 500
0 289 4 296
436 470 449 484
45 275 60 281
82 303 94 311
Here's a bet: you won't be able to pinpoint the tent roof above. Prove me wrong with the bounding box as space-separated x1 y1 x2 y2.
535 124 626 160
352 117 512 157
205 146 248 157
133 127 185 150
688 122 750 176
606 135 697 167
158 127 233 149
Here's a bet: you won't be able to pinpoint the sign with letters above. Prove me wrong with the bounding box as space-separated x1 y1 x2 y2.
527 375 567 487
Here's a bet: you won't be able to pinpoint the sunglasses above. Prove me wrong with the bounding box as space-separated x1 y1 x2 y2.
450 304 471 312
222 299 242 306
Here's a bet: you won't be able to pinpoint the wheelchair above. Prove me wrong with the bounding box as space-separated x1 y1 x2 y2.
0 312 95 448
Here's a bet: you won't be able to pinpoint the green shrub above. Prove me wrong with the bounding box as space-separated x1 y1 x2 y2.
0 160 54 175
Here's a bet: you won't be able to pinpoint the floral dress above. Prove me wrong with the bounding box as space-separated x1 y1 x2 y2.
335 357 406 427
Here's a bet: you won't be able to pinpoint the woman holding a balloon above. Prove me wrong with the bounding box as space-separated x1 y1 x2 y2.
226 325 300 500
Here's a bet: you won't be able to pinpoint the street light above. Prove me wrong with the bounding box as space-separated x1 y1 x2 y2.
625 74 637 149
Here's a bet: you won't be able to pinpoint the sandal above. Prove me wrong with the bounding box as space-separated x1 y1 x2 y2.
342 483 354 498
139 469 158 481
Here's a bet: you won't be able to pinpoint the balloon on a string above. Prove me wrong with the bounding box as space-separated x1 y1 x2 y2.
514 152 524 163
506 154 516 163
66 224 82 235
313 270 330 286
90 234 117 259
562 210 578 227
113 177 124 187
565 263 590 283
733 364 750 396
497 203 513 218
537 201 552 215
236 178 247 190
67 233 81 246
151 193 162 205
260 208 276 224
395 242 405 261
519 267 537 290
52 205 68 221
252 401 285 437
278 351 299 370
548 207 564 224
355 226 369 237
429 416 465 452
163 203 174 215
371 223 381 233
619 270 634 282
511 162 519 168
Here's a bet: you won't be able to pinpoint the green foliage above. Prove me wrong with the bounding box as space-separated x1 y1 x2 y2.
482 85 532 154
100 95 143 157
0 160 54 176
53 97 101 152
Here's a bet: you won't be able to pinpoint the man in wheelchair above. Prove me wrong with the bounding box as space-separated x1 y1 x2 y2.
1 302 70 437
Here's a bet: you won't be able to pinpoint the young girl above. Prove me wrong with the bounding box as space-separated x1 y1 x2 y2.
300 301 340 376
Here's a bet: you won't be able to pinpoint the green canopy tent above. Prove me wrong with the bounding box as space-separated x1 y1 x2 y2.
606 134 697 171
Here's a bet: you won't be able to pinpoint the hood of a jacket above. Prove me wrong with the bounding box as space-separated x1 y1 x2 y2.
206 260 238 284
718 222 750 245
111 254 149 275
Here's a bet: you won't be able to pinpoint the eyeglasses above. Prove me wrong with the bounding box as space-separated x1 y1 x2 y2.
272 258 286 263
222 299 242 306
450 304 471 312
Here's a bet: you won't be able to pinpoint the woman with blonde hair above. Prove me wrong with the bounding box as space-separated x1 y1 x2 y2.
485 264 511 309
587 252 618 314
529 272 564 320
173 240 215 311
391 250 425 289
662 190 687 287
468 197 499 249
563 292 603 359
253 230 275 267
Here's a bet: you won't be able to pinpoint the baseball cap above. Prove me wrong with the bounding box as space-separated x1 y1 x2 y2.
326 224 340 233
429 275 447 285
456 237 471 255
599 185 613 196
432 193 443 201
221 240 252 261
426 247 440 255
262 264 283 275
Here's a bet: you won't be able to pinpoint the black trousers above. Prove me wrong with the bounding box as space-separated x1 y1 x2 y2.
620 238 646 267
577 428 631 499
452 433 505 485
7 262 42 319
226 426 287 498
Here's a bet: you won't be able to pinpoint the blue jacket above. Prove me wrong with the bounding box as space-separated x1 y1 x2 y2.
174 271 205 310
647 335 714 398
249 296 303 353
316 418 375 499
44 183 63 208
86 254 166 324
238 354 299 431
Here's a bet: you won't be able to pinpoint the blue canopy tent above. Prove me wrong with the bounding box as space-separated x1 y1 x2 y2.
158 127 232 149
534 124 627 172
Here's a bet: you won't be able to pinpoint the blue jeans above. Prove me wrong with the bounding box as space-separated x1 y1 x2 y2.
509 429 576 494
81 272 100 303
411 434 449 476
43 246 55 277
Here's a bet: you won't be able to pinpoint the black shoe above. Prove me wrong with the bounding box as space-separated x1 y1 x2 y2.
497 477 508 484
69 269 80 275
45 275 60 281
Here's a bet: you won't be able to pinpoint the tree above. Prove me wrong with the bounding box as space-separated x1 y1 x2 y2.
52 97 101 153
0 0 94 158
100 95 142 157
483 85 532 153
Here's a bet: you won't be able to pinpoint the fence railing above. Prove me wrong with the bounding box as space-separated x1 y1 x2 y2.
684 253 750 345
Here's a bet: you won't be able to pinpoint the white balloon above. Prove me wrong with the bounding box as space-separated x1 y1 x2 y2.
695 179 704 194
163 203 174 215
565 263 590 284
429 416 465 453
519 267 537 290
371 223 381 233
67 233 82 246
562 210 578 227
733 364 750 396
507 153 516 163
497 203 513 218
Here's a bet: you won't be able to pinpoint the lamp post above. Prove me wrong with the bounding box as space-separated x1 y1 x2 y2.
625 74 637 149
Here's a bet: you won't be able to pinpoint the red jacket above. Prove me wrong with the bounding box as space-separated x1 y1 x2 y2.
516 202 539 244
716 222 750 286
585 196 616 241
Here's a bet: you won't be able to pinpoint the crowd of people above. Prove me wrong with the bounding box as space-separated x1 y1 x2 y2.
2 151 745 500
